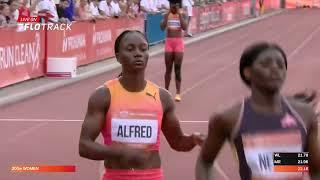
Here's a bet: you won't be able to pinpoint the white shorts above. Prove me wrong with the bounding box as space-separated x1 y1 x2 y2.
184 6 193 17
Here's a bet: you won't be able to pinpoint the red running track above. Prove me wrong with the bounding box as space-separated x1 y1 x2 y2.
1 9 320 180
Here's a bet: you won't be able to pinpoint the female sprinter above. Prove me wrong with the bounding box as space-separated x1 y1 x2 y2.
196 42 320 180
79 30 204 180
160 0 188 102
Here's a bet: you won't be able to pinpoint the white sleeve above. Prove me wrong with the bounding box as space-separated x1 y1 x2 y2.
153 0 158 11
164 0 169 8
37 1 50 11
140 0 147 8
13 10 19 20
89 3 96 15
155 0 160 8
99 1 106 11
116 4 121 13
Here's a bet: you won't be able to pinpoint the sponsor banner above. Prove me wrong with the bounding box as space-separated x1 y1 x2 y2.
47 21 90 66
222 2 237 23
0 16 144 88
0 27 45 88
194 1 252 33
189 7 199 34
196 3 223 33
241 0 252 18
47 16 144 66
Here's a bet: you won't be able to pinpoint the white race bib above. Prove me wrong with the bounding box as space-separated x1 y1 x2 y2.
242 130 304 179
111 118 158 144
168 20 181 28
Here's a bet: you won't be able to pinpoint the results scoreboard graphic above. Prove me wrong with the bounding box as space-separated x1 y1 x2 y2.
273 152 309 172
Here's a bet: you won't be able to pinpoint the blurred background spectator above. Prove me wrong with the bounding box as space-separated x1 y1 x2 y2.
157 0 169 12
8 0 20 21
0 0 216 26
140 0 158 14
127 0 139 18
56 0 70 22
118 0 127 15
98 0 111 17
89 0 104 18
37 0 59 23
63 0 74 21
110 0 121 18
183 0 193 37
0 3 13 27
109 0 121 17
18 0 30 17
74 0 94 21
0 0 9 4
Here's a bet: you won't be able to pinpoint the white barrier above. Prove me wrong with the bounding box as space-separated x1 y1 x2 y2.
46 57 77 78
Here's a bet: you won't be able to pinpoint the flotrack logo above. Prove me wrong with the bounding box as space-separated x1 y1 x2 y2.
22 23 72 31
17 16 72 31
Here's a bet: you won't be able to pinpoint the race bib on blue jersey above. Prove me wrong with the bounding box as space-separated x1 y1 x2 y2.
242 130 304 179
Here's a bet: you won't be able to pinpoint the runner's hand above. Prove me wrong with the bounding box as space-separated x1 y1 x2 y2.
292 89 318 107
192 132 205 146
292 89 319 118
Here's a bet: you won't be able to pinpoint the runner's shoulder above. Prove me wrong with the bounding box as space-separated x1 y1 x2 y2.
209 101 243 135
87 85 110 111
159 87 174 113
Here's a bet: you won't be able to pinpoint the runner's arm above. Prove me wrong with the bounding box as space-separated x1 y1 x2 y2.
307 109 320 179
195 113 229 180
79 86 122 160
160 13 169 30
288 96 320 179
160 88 197 152
291 90 320 178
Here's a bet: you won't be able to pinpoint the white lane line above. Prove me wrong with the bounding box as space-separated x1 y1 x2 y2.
288 24 320 59
1 119 319 125
214 163 231 180
7 122 48 143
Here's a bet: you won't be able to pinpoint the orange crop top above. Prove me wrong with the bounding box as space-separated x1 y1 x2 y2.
102 78 163 151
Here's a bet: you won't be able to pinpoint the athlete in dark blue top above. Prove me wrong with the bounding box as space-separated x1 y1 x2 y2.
196 42 320 180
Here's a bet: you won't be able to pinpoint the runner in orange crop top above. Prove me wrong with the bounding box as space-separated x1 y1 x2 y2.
160 0 188 102
79 30 204 180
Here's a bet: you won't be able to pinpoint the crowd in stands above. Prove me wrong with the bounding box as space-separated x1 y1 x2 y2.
0 0 201 28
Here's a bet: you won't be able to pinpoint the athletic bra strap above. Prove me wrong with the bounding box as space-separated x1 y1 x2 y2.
282 96 308 133
230 98 245 141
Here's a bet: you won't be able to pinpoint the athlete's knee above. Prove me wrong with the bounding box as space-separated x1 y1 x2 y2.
165 66 172 75
165 70 171 80
165 73 171 80
174 64 182 81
